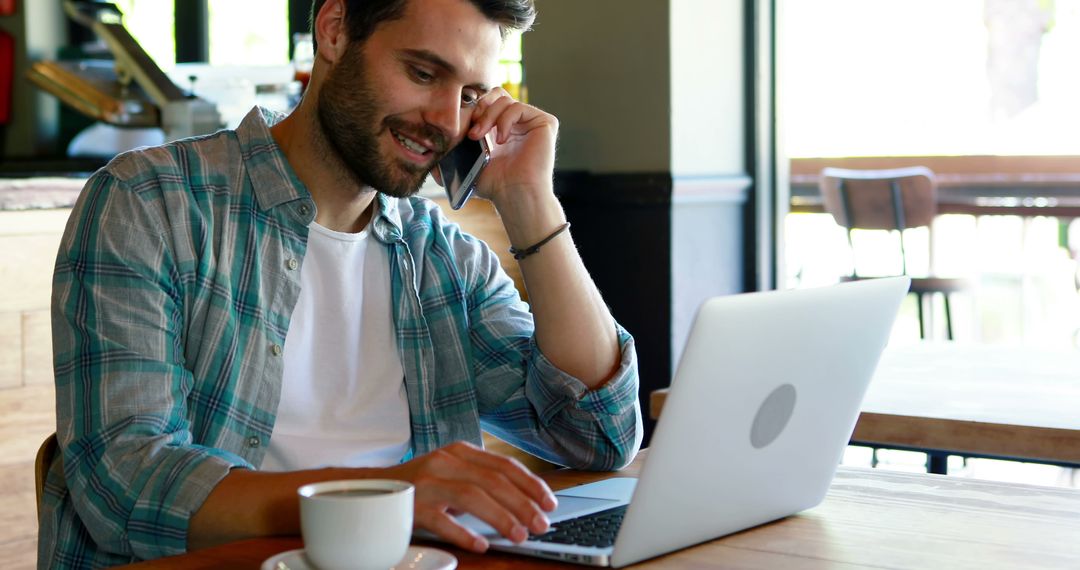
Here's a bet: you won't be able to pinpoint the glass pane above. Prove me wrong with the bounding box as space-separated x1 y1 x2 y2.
500 30 524 100
782 0 1080 157
112 0 177 70
208 0 289 66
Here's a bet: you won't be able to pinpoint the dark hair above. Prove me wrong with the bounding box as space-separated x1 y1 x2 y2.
310 0 536 51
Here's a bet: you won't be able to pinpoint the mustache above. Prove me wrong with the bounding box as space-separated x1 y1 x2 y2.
384 116 450 155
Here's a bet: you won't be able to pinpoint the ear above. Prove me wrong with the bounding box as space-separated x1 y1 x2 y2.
313 0 349 64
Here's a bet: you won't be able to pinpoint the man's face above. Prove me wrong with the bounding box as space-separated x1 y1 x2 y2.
317 0 504 197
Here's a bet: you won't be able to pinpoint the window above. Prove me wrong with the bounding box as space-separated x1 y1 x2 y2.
111 0 288 69
112 0 176 70
500 30 525 100
782 0 1080 157
208 0 289 66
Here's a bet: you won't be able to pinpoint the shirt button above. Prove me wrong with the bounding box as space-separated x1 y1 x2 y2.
297 204 311 217
271 344 282 356
286 258 299 271
247 436 261 448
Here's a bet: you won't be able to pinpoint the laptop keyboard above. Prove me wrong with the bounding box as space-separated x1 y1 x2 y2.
529 505 628 548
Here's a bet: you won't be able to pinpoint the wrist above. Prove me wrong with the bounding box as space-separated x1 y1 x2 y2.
510 222 571 260
490 180 554 214
491 184 567 248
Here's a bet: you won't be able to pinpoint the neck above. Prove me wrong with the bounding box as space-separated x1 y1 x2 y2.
270 93 377 234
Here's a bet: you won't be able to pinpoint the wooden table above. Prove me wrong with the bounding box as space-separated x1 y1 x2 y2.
119 449 1080 569
652 342 1080 474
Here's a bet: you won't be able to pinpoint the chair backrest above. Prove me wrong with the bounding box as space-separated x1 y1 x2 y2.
35 432 59 518
819 166 938 231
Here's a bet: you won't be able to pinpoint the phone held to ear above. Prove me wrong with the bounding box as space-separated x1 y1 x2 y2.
437 132 492 210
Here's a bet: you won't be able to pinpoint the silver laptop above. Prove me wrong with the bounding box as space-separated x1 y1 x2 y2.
449 277 909 567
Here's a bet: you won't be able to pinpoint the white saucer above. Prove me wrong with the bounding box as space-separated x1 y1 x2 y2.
261 546 457 570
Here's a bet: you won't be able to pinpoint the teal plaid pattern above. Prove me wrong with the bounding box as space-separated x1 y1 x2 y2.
40 108 641 568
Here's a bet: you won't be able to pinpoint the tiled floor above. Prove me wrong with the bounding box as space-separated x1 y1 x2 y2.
0 209 68 570
0 210 68 392
0 384 56 570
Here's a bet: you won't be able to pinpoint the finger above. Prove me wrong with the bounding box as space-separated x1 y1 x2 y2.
422 478 532 543
473 86 512 119
493 105 532 145
469 94 517 140
449 465 551 535
450 443 558 514
418 509 490 553
430 165 444 187
424 443 551 535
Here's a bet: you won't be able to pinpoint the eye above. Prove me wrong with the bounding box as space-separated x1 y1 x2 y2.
461 89 481 107
410 65 435 84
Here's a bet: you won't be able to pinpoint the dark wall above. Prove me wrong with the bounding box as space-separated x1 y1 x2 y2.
525 1 764 445
289 0 315 55
555 173 673 442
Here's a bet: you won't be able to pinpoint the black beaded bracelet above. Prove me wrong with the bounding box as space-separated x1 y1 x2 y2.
509 222 571 260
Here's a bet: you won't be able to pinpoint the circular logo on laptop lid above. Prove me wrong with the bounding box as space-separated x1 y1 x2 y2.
750 383 797 449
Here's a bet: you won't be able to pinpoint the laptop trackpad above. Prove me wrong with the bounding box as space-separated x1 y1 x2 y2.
547 495 622 521
456 478 637 536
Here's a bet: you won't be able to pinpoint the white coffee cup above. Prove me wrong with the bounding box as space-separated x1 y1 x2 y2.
298 479 414 570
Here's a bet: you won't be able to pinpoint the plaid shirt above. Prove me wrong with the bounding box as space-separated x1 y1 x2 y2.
40 108 641 568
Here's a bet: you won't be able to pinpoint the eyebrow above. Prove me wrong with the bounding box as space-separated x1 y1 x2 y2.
401 48 493 94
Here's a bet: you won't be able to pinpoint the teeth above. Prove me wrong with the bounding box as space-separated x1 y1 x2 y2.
395 132 428 154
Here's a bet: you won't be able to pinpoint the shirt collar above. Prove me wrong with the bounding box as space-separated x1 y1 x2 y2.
236 106 407 240
235 106 310 212
372 193 404 242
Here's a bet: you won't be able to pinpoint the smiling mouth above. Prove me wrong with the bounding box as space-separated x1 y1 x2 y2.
391 129 433 156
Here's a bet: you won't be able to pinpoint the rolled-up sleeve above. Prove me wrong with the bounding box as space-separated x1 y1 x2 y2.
520 326 643 469
51 172 249 560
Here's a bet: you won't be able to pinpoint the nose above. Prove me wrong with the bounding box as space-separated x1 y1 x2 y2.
422 87 464 146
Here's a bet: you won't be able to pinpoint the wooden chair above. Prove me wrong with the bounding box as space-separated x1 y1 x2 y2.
819 167 968 340
35 432 59 518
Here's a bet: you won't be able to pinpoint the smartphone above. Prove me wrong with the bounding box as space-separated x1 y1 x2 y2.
437 132 493 210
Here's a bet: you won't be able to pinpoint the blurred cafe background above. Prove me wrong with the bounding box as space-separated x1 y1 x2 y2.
1 1 1079 568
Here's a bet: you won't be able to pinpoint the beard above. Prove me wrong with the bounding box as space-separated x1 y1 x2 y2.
316 46 450 198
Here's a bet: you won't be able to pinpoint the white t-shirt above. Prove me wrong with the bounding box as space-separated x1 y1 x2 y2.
261 217 410 471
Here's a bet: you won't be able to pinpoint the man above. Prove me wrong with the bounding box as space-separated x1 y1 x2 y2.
39 0 642 567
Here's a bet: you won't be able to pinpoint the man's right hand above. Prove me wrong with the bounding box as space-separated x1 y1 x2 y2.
385 441 558 552
190 441 557 553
